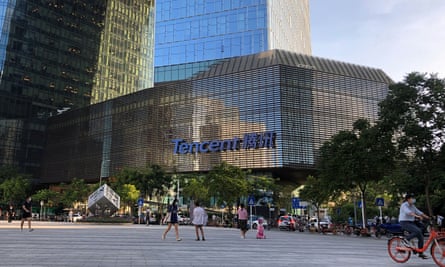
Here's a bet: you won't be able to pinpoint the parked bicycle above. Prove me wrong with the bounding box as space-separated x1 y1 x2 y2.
387 220 445 266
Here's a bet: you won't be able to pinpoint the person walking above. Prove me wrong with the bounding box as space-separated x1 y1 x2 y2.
237 204 248 239
162 199 181 241
192 201 207 241
7 204 14 223
20 196 33 232
145 207 151 226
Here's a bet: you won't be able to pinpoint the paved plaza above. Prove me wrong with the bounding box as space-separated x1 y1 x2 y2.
0 221 438 267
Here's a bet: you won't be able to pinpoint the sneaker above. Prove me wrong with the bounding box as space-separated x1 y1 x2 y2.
29 229 34 232
418 253 429 259
202 238 205 241
161 234 165 240
401 238 411 248
195 238 200 241
176 238 182 241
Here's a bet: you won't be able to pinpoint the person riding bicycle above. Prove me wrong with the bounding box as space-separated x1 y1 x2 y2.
398 193 430 259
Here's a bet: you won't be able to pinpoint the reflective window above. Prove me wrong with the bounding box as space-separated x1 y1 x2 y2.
42 54 389 183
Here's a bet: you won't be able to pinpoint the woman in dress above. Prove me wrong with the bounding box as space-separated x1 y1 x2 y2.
162 199 181 241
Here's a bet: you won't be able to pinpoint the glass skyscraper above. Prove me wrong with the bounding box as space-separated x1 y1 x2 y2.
154 0 311 82
0 0 155 176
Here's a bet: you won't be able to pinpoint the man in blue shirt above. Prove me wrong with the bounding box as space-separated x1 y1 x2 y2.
399 194 429 259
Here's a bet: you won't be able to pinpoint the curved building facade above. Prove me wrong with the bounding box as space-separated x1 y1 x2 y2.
41 50 391 184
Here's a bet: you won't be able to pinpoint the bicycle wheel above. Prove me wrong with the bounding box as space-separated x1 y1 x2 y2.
431 238 445 267
388 237 411 263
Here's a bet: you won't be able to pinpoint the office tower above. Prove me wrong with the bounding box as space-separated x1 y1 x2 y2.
0 0 155 176
154 0 311 82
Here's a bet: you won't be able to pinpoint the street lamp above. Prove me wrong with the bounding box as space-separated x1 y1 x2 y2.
40 200 44 221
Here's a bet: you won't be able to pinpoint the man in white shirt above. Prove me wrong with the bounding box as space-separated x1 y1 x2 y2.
398 194 430 259
192 201 207 241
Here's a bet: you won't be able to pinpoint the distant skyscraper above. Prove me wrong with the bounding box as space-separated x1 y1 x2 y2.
0 0 155 175
154 0 311 82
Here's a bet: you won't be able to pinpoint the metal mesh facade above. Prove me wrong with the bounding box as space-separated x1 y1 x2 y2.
41 50 391 184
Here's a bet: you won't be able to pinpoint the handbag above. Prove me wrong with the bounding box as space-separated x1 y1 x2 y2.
163 212 171 224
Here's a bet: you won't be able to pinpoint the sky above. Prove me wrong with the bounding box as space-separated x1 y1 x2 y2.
310 0 445 82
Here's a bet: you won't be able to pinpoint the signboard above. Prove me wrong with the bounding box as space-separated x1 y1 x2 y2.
172 131 276 154
292 197 300 209
247 195 255 206
375 198 384 207
358 201 362 209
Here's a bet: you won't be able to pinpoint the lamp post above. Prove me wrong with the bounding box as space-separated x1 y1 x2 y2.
40 200 44 221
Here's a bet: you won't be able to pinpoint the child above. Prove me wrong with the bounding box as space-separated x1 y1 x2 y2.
256 218 266 239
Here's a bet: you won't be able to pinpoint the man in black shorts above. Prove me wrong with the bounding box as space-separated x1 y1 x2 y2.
20 196 33 232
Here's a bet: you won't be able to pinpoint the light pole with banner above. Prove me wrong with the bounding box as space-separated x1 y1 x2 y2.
137 197 144 224
40 200 44 221
247 195 255 228
375 198 384 222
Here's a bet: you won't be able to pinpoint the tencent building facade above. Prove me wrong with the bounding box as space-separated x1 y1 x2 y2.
41 50 392 184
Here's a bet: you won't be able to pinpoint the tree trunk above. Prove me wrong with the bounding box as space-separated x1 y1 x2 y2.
359 187 367 229
316 204 321 232
425 175 433 216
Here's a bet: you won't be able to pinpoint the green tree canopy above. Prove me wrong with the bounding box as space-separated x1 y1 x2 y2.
205 162 248 209
378 72 445 215
0 177 31 204
299 175 331 227
317 118 394 225
0 166 32 204
60 178 90 208
181 174 209 205
32 189 60 206
112 164 172 200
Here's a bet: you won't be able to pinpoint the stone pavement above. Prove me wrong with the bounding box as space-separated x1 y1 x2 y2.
0 221 438 267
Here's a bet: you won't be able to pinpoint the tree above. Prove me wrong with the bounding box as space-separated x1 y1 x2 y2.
379 72 445 215
0 165 21 184
317 119 394 227
117 184 140 216
112 165 172 201
60 178 90 209
299 175 331 229
247 175 278 203
32 189 60 206
205 162 248 211
142 164 172 200
181 174 209 205
0 176 31 205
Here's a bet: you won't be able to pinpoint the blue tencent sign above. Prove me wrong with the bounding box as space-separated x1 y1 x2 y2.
172 131 276 154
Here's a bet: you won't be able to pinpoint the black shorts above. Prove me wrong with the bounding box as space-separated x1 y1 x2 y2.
239 220 248 231
22 212 32 219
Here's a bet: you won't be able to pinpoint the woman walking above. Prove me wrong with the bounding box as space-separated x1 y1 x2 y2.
192 201 208 241
162 199 181 241
237 204 248 239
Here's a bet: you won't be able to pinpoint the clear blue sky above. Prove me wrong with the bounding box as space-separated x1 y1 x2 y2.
310 0 445 82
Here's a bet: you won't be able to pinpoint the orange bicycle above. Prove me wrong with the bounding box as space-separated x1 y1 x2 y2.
387 221 445 266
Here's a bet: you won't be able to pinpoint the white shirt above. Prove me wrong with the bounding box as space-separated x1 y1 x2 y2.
398 201 423 222
192 206 208 226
